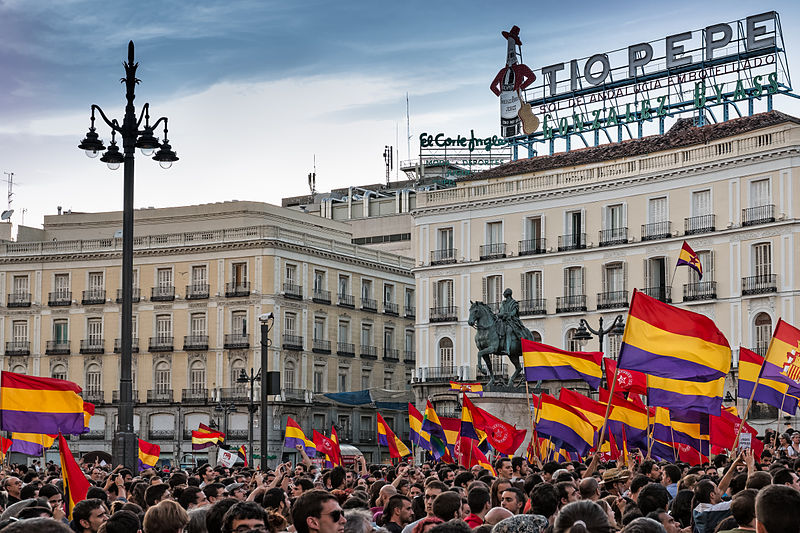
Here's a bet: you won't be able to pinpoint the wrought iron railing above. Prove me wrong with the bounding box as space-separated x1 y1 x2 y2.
81 289 106 305
226 281 251 297
182 388 209 403
151 286 175 301
282 334 304 351
520 298 547 316
360 345 377 359
114 338 139 353
149 336 174 352
313 339 331 353
556 295 587 313
684 214 715 235
479 243 507 260
641 221 672 241
683 281 717 301
337 342 355 356
337 293 355 308
116 287 141 303
45 340 70 355
742 205 775 226
641 285 672 303
384 348 400 361
519 238 546 256
147 390 174 403
185 283 209 299
312 289 331 304
80 338 105 354
183 335 209 350
5 341 30 356
7 292 30 307
48 291 72 306
282 282 302 299
224 334 249 349
599 228 628 246
558 233 586 251
430 306 458 323
741 274 777 296
597 291 629 309
384 301 398 315
431 248 457 265
361 298 378 312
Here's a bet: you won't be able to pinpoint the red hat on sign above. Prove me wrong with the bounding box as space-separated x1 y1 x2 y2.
502 25 522 46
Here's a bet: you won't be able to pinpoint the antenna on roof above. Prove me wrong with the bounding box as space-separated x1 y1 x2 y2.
383 145 393 188
308 154 316 198
2 172 14 212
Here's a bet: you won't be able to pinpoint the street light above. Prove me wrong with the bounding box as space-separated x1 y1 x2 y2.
259 312 275 471
237 367 261 466
573 315 626 354
78 41 178 471
214 401 237 436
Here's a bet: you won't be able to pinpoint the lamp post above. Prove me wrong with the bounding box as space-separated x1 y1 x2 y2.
258 312 275 471
573 315 626 354
214 401 237 436
78 41 178 471
237 367 261 466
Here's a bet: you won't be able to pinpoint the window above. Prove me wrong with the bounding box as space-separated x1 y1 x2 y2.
12 275 28 294
532 331 542 342
384 372 394 389
313 365 325 393
86 363 101 393
361 323 372 346
405 330 414 353
384 283 394 304
131 315 139 339
313 317 326 341
338 275 350 295
52 364 67 381
566 328 582 352
360 415 372 436
53 319 68 342
87 318 102 342
486 221 503 244
285 263 297 284
132 269 139 289
692 190 712 216
526 216 542 241
233 262 248 285
564 267 584 296
434 280 454 309
361 279 372 300
521 271 542 301
750 178 770 207
754 313 772 356
155 315 172 340
313 270 325 291
285 360 295 390
648 197 668 223
437 227 454 250
438 338 454 368
483 275 503 307
405 288 414 310
230 358 245 389
54 274 70 295
338 415 351 435
190 360 206 391
566 210 583 239
753 243 772 277
156 268 173 288
384 328 394 350
645 258 667 289
191 265 207 286
608 334 623 360
190 313 207 336
361 371 371 390
232 311 247 336
605 204 624 230
603 263 626 293
88 272 104 291
154 361 171 393
691 251 713 283
12 320 28 342
285 312 297 336
338 320 350 342
338 369 348 392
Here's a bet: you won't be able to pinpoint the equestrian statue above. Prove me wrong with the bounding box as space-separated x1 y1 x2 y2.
468 288 534 387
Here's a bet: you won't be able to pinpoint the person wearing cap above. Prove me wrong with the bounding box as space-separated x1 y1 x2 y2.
601 469 629 498
226 482 247 501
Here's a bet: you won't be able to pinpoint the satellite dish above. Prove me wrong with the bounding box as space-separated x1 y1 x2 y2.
0 210 13 221
113 230 123 238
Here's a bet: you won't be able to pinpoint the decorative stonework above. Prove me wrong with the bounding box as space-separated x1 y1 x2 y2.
153 353 172 366
188 353 207 365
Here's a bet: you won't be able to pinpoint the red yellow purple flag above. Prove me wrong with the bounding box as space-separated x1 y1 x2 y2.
1 372 84 434
58 433 91 519
676 241 702 279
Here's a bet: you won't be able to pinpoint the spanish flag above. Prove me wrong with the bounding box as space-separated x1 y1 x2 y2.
138 439 160 471
377 413 410 458
283 416 316 456
57 433 90 519
449 381 484 396
522 340 603 390
764 319 800 382
676 241 702 279
0 372 85 434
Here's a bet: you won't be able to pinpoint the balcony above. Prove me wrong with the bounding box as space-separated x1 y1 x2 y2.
641 221 672 241
641 285 672 303
81 289 106 305
282 282 302 299
282 334 304 351
312 339 331 354
361 297 378 312
337 293 355 308
430 306 458 323
185 283 209 300
281 388 306 402
384 348 400 362
742 205 775 226
182 388 209 404
48 291 72 306
749 402 778 420
520 298 547 316
478 363 509 380
360 430 377 444
147 390 174 403
7 292 30 307
45 340 70 355
149 430 176 440
684 281 717 301
599 228 628 246
116 288 141 303
597 291 629 310
224 334 250 349
5 341 29 356
219 387 249 402
431 248 457 265
404 350 416 364
742 274 777 296
384 301 399 316
405 305 416 319
112 390 139 403
183 335 209 351
114 338 139 353
80 429 105 440
519 238 546 256
556 295 587 313
558 234 586 251
424 366 459 382
83 390 104 404
227 429 248 440
226 281 251 298
360 345 377 359
312 289 331 304
80 339 105 354
149 336 174 352
684 214 716 235
336 429 353 443
337 342 355 357
151 286 175 302
480 243 507 260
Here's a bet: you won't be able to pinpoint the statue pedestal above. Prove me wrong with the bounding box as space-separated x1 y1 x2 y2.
471 391 535 457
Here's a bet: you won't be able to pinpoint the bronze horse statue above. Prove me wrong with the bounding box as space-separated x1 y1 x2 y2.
468 300 533 387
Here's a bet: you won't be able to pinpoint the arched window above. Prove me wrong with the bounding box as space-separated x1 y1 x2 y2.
285 360 296 390
754 313 772 356
154 361 171 393
531 331 542 342
438 338 454 369
566 328 582 352
10 364 25 374
86 363 101 393
189 360 206 392
51 363 67 381
230 358 245 391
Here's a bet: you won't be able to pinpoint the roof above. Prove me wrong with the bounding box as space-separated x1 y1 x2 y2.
460 110 800 182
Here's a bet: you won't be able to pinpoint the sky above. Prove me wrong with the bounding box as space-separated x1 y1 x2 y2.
1 0 799 231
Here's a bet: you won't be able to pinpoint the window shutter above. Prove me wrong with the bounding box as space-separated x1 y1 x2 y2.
623 262 628 291
433 282 439 308
707 250 714 281
563 268 569 297
601 265 608 294
520 273 528 300
447 280 454 308
643 259 650 288
622 203 628 228
482 277 488 302
580 267 585 296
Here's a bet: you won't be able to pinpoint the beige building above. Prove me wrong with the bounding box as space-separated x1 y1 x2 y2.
411 111 800 430
0 201 416 464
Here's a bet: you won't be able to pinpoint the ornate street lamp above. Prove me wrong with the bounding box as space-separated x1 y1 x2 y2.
78 41 178 471
574 315 626 354
237 367 261 466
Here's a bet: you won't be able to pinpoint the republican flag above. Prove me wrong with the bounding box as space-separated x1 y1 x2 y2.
192 424 224 450
377 413 410 458
651 407 710 458
598 388 649 450
283 417 316 456
138 439 160 471
603 358 647 396
408 403 432 452
764 320 800 382
676 241 703 279
237 444 248 467
0 372 85 434
535 394 596 457
10 433 56 456
449 382 484 396
558 388 607 429
738 347 800 414
463 394 527 455
618 289 731 414
82 402 95 434
522 339 603 390
58 433 90 519
313 430 341 466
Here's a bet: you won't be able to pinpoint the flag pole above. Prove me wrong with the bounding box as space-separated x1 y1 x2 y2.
735 341 774 449
523 380 539 460
598 362 621 451
776 391 788 437
645 378 653 459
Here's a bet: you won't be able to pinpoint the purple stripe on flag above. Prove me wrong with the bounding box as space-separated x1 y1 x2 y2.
192 442 216 451
738 379 799 414
378 433 389 447
9 439 43 456
524 365 601 390
619 343 726 381
536 419 592 457
607 421 647 449
647 387 722 415
0 410 83 435
283 436 316 457
650 441 676 461
761 362 800 395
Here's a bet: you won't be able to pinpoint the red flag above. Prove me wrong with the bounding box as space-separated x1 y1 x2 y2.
604 357 647 396
710 409 763 459
313 430 341 466
463 395 527 455
57 433 91 519
0 436 11 459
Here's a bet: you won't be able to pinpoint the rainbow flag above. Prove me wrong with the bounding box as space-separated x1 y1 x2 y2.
449 381 484 396
0 372 85 434
377 413 410 458
10 433 55 456
283 416 316 456
618 289 731 414
408 403 432 452
138 438 160 471
422 400 449 460
536 393 595 457
676 241 703 279
522 339 603 390
764 320 800 382
58 433 90 519
738 347 800 414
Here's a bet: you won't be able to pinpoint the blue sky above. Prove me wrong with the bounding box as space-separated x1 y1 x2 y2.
1 0 799 230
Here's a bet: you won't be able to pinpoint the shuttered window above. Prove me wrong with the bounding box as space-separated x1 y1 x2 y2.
521 271 543 300
691 251 714 282
603 263 626 293
692 190 712 216
156 268 173 288
564 267 584 297
753 243 772 277
648 197 668 223
749 179 770 207
483 275 503 305
434 280 454 308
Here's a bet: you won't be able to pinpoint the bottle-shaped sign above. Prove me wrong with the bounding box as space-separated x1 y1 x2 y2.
490 26 537 138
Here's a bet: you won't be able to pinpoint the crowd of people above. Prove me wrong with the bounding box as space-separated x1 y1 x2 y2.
0 439 799 533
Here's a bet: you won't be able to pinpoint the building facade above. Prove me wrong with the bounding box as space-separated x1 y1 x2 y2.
411 111 800 430
0 201 416 464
